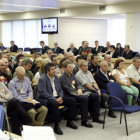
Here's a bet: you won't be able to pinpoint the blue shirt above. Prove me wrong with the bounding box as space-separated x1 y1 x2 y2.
9 76 33 102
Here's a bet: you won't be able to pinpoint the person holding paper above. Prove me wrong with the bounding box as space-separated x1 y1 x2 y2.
9 66 48 126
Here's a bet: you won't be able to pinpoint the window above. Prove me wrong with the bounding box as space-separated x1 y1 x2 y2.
2 19 48 49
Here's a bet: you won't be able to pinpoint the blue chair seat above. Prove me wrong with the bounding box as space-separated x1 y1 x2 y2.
112 105 140 113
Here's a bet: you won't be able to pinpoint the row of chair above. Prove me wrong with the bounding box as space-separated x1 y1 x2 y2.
19 48 41 52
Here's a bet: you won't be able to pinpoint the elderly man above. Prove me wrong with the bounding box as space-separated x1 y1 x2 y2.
52 42 64 55
9 66 48 126
94 61 117 118
67 42 78 56
37 63 78 135
75 60 104 123
104 54 114 72
126 57 140 97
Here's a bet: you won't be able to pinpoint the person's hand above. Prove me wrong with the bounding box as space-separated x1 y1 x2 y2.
97 90 101 96
31 100 37 105
77 89 83 96
56 97 63 104
127 83 131 87
26 97 32 102
5 68 11 75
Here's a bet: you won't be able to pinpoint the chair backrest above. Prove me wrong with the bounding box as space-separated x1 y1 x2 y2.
24 47 30 52
107 82 127 107
18 48 23 51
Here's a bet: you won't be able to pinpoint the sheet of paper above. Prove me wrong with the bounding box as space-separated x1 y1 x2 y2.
22 125 56 140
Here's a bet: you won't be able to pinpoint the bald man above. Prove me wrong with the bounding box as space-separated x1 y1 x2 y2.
67 43 78 56
9 66 48 125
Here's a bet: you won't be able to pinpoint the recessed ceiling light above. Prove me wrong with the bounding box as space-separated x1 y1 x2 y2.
59 0 104 5
0 3 58 9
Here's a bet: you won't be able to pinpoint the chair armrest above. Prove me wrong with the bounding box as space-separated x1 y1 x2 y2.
126 92 140 103
109 95 125 110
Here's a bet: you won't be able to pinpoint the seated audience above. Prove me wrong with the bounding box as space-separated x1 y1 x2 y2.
126 56 140 97
9 66 48 126
121 44 134 59
37 63 79 135
40 41 50 54
112 58 139 105
104 54 114 72
46 49 53 62
10 41 18 52
116 43 124 56
92 40 105 54
94 61 117 118
60 60 103 125
73 56 83 75
67 52 76 67
52 42 64 55
67 42 79 56
0 42 6 51
21 58 37 86
88 54 100 76
107 45 119 58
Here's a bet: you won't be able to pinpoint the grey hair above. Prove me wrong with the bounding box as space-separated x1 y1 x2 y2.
79 60 87 67
100 61 108 67
21 58 33 66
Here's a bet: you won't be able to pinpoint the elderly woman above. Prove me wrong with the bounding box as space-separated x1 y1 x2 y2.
112 58 139 105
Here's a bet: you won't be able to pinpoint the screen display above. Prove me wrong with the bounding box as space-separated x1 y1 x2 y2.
41 17 58 34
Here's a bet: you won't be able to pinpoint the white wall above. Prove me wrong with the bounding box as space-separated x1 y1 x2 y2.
54 18 107 50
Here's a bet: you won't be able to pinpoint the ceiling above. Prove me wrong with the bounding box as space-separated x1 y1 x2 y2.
0 0 139 13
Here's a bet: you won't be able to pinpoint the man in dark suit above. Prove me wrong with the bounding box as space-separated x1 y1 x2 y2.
92 40 105 54
107 45 119 58
52 42 64 55
10 41 18 52
37 63 78 135
104 41 110 52
67 42 79 56
121 44 134 59
40 41 50 54
94 61 117 118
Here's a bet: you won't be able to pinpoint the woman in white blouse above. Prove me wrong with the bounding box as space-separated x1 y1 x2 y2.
112 58 139 105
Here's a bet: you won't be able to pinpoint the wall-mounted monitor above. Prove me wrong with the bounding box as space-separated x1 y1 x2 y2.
41 17 58 34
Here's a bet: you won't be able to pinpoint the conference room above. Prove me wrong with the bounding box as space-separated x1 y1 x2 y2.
0 0 140 140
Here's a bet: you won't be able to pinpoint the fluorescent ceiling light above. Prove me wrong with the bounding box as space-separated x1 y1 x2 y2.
0 10 23 12
59 0 104 5
0 3 58 9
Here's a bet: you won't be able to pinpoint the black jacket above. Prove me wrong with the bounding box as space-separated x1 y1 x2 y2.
116 47 124 56
52 47 64 54
67 47 79 56
107 50 119 58
10 45 18 52
94 69 114 91
92 46 105 54
42 45 50 54
121 50 134 59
